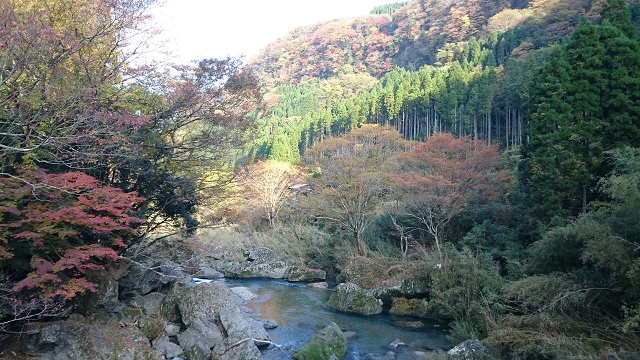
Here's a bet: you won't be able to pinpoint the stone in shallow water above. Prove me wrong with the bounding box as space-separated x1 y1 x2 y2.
287 266 326 282
307 282 329 289
343 331 358 339
363 351 397 360
257 318 279 329
388 338 406 349
231 286 258 301
292 322 347 360
393 320 424 329
325 282 383 316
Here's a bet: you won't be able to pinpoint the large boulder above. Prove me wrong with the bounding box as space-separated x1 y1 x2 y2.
337 259 431 304
447 339 492 360
76 277 124 317
171 281 238 327
243 246 279 263
220 260 291 279
369 277 431 304
119 259 186 295
183 341 211 360
23 316 160 360
287 266 327 282
197 262 225 279
205 246 293 279
219 306 270 346
292 322 347 360
165 280 267 359
177 316 223 351
326 282 383 316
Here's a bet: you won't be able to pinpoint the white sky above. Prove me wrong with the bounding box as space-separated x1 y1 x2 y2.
148 0 392 64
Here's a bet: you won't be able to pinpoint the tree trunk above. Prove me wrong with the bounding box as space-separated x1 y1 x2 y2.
356 232 365 256
434 231 442 262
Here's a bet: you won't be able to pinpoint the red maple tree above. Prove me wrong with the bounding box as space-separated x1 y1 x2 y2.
0 168 145 300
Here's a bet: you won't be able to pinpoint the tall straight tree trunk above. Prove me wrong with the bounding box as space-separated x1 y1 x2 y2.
488 110 492 146
506 107 510 149
473 113 477 140
496 107 500 146
582 183 587 214
460 104 464 137
518 108 523 146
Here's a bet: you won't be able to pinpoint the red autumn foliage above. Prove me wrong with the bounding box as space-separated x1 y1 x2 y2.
0 168 145 300
393 133 510 258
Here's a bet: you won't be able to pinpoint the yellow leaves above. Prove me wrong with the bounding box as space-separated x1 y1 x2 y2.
14 0 105 33
485 8 531 34
461 14 471 27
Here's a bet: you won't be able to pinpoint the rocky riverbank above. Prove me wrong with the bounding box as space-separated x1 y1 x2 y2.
3 239 489 360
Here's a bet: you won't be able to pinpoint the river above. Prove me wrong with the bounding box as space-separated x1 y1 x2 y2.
223 279 450 360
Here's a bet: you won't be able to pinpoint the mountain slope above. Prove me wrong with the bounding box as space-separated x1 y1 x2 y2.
249 0 639 87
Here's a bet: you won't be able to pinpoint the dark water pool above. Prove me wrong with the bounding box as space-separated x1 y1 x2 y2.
223 279 449 360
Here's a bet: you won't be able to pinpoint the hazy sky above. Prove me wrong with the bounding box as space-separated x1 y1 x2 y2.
149 0 392 63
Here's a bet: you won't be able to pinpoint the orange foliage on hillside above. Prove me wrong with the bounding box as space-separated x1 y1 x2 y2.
249 0 638 85
249 15 396 87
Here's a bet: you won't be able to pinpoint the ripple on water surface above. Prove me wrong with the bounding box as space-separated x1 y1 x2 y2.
223 279 449 360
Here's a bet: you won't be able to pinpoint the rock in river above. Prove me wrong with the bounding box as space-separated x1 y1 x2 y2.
325 282 383 316
287 265 327 282
293 322 348 360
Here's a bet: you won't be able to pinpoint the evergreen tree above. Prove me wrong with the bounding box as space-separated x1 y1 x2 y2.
599 21 640 148
522 46 576 220
600 0 636 40
523 5 640 224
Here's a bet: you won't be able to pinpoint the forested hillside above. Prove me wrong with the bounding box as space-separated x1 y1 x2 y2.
237 0 640 357
248 0 640 167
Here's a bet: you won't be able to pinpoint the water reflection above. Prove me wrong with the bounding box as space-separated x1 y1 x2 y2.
224 279 449 360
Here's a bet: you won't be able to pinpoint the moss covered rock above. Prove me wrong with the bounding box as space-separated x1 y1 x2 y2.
287 266 326 282
393 320 425 329
389 297 430 318
292 322 347 360
325 282 382 316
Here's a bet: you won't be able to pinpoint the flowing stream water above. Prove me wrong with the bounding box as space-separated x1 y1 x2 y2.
223 279 450 360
